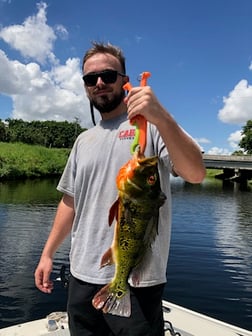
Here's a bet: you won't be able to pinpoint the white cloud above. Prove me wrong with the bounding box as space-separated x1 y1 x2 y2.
227 130 243 150
206 130 243 155
0 2 58 64
195 137 211 144
54 24 69 40
0 53 91 126
0 2 93 128
207 147 231 155
218 79 252 124
135 35 143 43
50 58 83 94
194 137 211 152
0 50 25 95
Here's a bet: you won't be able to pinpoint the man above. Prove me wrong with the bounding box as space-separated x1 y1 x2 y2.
35 42 205 336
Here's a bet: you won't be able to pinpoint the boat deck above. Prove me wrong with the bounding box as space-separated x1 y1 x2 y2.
0 301 251 336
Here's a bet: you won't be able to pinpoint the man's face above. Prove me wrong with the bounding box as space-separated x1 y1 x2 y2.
83 53 128 115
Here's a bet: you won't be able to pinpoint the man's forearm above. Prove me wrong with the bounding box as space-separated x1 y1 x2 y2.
41 193 75 259
156 111 206 184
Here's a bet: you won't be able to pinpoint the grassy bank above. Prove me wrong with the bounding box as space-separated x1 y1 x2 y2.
205 168 222 178
0 142 70 180
0 142 220 180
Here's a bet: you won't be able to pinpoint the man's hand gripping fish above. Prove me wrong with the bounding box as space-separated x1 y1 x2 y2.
92 74 166 317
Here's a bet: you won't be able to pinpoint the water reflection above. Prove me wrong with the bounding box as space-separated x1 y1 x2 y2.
0 178 251 330
0 179 70 327
0 178 61 204
166 177 252 330
0 201 70 326
213 190 252 316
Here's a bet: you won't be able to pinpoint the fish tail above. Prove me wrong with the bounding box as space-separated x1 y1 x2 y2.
92 283 131 317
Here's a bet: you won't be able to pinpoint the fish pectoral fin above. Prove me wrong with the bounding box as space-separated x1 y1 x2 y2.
108 198 119 226
100 248 114 267
143 215 159 246
92 284 131 317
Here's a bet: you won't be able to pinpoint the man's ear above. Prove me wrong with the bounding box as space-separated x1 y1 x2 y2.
123 75 129 84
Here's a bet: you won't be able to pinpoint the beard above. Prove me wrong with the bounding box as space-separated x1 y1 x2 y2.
90 89 125 114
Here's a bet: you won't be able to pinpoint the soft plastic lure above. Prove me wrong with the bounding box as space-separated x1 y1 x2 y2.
123 72 151 155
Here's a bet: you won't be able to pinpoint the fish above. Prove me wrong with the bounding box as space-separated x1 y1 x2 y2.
92 147 166 317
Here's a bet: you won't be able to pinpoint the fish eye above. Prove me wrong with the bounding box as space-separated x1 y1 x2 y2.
147 174 156 185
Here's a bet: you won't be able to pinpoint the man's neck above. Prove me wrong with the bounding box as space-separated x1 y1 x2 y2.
100 101 127 120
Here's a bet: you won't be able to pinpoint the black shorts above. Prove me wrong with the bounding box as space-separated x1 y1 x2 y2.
67 275 165 336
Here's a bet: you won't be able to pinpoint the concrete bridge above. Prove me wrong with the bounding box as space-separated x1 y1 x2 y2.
203 154 252 183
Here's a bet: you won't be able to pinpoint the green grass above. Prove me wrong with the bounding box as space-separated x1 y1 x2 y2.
0 142 70 180
205 168 222 178
0 142 222 180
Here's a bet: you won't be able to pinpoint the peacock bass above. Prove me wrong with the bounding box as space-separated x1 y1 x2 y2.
92 147 166 317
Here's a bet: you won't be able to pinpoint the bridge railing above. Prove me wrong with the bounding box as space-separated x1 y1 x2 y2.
203 154 252 170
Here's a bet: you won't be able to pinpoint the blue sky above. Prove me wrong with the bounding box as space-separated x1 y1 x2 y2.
0 0 252 154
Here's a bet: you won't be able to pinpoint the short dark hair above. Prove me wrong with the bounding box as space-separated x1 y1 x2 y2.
82 42 126 74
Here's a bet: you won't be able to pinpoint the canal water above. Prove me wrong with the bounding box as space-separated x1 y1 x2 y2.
0 177 251 330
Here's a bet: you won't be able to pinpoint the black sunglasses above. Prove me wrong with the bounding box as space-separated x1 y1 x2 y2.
82 69 125 87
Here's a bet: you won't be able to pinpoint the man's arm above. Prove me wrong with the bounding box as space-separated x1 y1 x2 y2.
154 111 206 183
125 86 206 183
34 193 75 293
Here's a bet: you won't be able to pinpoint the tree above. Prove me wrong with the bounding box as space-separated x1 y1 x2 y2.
2 118 85 148
0 120 7 141
232 150 244 156
239 120 252 154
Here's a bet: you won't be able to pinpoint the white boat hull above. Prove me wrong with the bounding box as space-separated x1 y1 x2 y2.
163 301 252 336
0 300 251 336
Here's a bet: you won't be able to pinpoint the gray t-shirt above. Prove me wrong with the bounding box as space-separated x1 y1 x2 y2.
57 112 173 286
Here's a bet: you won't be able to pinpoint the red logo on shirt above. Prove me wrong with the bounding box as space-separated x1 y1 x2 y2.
119 129 135 140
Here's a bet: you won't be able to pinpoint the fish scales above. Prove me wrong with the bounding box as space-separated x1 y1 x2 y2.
92 148 166 317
